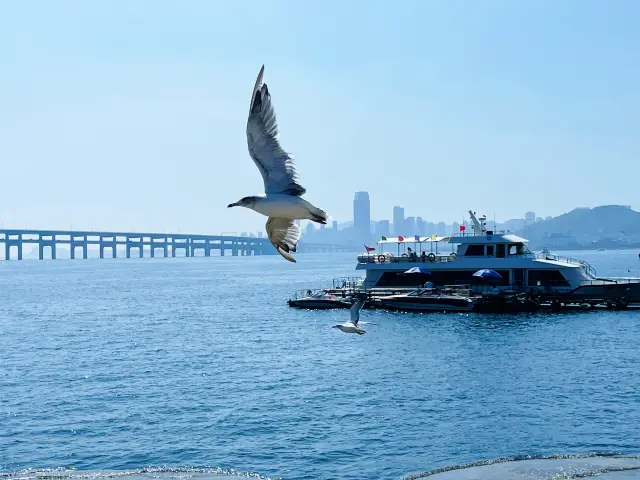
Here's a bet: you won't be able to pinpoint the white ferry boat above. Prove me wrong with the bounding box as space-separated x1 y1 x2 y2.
356 211 640 304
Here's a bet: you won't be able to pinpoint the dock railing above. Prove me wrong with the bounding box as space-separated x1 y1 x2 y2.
357 253 457 264
535 253 597 277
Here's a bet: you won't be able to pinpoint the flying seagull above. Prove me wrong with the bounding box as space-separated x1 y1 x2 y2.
227 65 329 262
332 297 376 334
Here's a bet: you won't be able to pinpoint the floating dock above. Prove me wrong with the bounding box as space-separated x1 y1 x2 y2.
288 278 640 313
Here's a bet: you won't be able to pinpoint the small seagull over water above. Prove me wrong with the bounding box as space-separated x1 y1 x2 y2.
332 297 376 335
227 65 329 262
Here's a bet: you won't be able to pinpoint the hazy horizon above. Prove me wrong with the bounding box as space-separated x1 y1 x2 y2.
2 1 639 234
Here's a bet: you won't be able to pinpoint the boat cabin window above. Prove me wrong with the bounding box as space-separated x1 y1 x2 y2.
496 244 505 258
508 243 531 256
528 269 569 287
465 244 485 256
376 270 510 287
486 245 494 256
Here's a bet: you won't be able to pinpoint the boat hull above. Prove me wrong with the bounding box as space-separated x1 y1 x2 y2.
568 281 640 303
376 296 475 313
287 298 352 309
473 296 541 313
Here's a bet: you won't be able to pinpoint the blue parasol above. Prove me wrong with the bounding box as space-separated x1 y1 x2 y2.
473 269 502 279
404 267 431 275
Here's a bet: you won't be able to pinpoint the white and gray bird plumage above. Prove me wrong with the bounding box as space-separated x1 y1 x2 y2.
332 298 376 334
227 65 329 263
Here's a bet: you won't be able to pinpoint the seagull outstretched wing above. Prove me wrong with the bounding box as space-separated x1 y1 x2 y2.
247 65 306 196
266 217 301 263
350 298 366 325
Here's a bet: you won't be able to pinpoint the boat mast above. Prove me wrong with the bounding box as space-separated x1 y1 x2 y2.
468 210 487 235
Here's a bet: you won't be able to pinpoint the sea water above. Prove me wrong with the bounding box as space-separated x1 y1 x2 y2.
1 251 639 479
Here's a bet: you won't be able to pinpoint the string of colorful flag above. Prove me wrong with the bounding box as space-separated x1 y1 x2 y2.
365 225 467 252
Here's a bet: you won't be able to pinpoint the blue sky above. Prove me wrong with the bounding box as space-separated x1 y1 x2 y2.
1 0 638 234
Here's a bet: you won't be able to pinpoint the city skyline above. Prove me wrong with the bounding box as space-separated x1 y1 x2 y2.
301 189 551 246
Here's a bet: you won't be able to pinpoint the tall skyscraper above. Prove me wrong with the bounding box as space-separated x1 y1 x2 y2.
353 191 371 242
405 216 416 235
416 217 426 236
525 211 536 225
375 220 390 238
393 206 405 236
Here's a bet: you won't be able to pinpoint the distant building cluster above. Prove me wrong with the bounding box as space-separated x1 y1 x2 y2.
299 191 547 247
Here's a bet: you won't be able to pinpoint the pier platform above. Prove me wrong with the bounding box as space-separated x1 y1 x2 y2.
287 279 640 313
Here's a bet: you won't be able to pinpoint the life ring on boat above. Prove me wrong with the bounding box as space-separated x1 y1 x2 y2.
449 252 457 260
427 253 436 262
377 254 386 263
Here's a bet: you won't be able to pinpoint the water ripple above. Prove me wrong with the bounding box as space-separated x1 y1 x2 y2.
1 252 640 479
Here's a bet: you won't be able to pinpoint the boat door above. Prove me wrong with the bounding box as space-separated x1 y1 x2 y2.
513 269 524 288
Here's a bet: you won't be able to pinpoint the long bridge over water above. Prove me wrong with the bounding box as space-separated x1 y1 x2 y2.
0 229 356 261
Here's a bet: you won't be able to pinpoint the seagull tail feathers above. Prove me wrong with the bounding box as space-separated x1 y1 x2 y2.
274 245 297 263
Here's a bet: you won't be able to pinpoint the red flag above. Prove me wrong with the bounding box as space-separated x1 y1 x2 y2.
398 235 404 242
460 225 466 231
365 245 375 252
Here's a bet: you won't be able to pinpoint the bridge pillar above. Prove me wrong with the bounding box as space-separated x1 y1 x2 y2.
100 243 116 259
69 235 89 260
6 235 24 261
38 242 56 260
150 243 169 258
99 237 116 259
5 242 22 260
71 241 88 259
172 243 190 257
126 239 143 258
126 245 142 258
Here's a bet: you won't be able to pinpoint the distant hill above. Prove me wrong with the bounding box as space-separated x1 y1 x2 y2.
518 205 640 247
